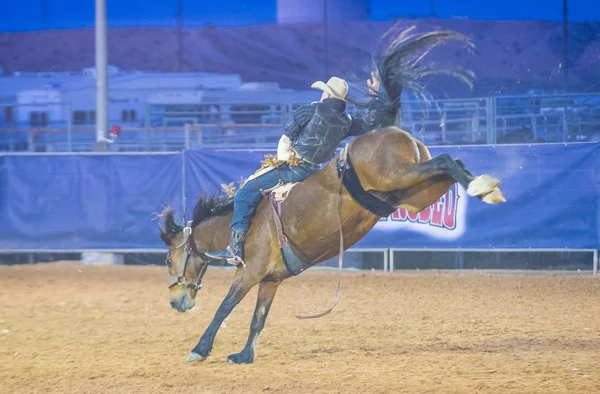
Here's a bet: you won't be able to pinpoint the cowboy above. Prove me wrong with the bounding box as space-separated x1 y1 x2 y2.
205 75 380 264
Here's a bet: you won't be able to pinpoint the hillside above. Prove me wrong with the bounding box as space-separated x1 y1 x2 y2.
1 19 599 96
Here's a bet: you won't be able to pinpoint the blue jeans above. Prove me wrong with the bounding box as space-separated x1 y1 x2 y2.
230 162 319 232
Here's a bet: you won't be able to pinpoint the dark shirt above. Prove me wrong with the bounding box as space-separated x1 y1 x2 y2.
284 98 370 140
283 98 371 164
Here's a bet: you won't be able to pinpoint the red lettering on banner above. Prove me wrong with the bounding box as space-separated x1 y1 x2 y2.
418 205 432 223
430 199 444 227
443 186 458 230
383 184 460 231
391 208 408 221
406 210 419 222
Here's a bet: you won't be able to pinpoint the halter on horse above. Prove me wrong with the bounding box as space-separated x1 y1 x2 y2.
166 222 208 292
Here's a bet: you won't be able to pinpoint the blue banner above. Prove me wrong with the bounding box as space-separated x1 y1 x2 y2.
184 149 268 213
360 143 600 249
0 153 183 250
0 143 598 251
185 143 600 250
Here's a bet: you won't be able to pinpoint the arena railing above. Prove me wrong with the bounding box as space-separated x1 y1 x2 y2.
1 93 600 152
389 249 598 276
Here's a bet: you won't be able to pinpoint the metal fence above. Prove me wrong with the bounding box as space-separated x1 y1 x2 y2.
1 93 600 152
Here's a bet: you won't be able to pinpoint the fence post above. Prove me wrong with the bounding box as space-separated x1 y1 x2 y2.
181 150 186 220
486 96 497 144
441 111 447 144
66 102 73 152
383 249 389 272
562 112 568 142
455 250 465 269
184 123 191 150
27 129 34 152
144 103 151 151
471 110 479 143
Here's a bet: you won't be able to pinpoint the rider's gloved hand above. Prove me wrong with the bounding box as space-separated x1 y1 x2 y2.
276 135 292 161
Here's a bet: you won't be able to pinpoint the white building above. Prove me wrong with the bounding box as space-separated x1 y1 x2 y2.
0 66 320 130
0 66 323 150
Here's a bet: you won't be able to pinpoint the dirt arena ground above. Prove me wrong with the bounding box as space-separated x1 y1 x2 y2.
1 262 599 394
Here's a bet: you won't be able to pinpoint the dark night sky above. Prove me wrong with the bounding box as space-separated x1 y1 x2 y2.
0 0 599 31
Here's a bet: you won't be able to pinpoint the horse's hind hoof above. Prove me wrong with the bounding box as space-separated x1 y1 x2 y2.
226 351 254 364
186 352 207 362
467 175 501 197
481 188 506 204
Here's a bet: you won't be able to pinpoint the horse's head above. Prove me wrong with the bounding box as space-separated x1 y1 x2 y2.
159 208 208 313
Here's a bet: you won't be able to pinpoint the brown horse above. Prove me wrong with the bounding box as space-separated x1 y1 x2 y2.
160 27 506 364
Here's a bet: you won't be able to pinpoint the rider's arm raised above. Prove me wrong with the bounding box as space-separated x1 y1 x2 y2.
348 117 371 136
345 73 380 136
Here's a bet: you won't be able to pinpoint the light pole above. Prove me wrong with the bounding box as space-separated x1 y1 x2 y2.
95 0 109 145
94 0 119 149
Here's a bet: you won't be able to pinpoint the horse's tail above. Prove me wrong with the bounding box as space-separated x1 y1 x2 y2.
348 25 475 128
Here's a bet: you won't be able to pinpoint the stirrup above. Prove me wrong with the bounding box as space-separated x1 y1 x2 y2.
204 250 229 260
205 247 246 268
225 247 246 268
205 250 246 268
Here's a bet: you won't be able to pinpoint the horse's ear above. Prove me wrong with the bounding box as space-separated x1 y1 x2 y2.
159 207 183 245
160 229 173 245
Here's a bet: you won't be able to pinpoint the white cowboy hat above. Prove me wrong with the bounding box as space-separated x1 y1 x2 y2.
311 76 349 101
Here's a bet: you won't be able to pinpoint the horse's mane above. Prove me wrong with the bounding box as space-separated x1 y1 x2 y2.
160 192 234 239
191 193 235 228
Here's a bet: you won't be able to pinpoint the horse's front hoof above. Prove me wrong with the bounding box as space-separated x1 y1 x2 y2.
186 352 207 362
226 351 254 364
467 175 501 197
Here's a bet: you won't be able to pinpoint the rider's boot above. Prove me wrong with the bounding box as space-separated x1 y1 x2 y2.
204 228 248 266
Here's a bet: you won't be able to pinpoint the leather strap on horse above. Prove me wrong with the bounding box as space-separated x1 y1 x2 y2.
264 145 348 319
268 192 288 247
337 152 397 217
295 144 349 320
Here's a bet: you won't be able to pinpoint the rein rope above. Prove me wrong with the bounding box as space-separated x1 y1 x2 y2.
295 145 348 319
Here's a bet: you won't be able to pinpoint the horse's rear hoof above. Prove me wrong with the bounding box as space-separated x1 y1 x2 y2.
226 351 254 364
186 352 207 362
481 188 506 204
467 175 501 197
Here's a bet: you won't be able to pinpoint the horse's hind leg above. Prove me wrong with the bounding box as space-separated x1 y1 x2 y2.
187 272 258 362
226 279 281 364
390 175 455 212
455 159 474 177
387 154 475 190
386 154 504 205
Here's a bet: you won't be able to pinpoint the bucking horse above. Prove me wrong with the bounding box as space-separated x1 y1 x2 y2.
159 26 506 364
